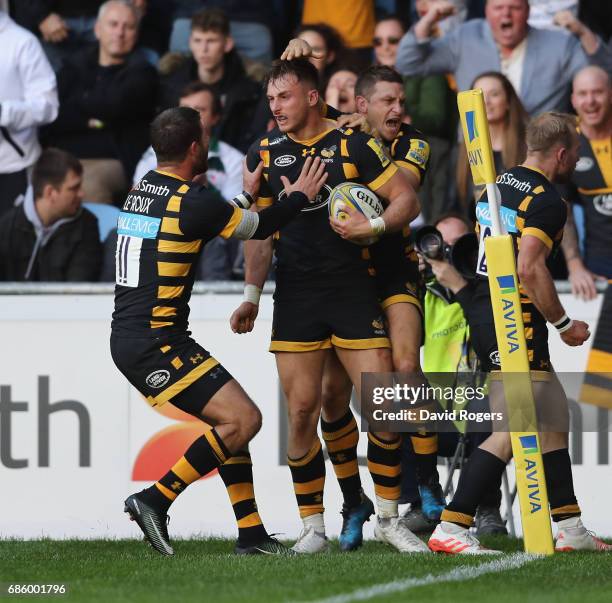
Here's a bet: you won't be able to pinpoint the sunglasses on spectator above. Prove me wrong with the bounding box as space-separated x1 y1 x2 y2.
373 37 401 46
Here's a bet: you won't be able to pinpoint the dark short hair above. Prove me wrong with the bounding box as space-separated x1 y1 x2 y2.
32 148 82 199
180 81 223 117
375 14 407 31
265 58 320 91
355 65 403 99
191 7 230 36
150 107 203 164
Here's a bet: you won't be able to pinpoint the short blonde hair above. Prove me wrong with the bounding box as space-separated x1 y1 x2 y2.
526 112 577 155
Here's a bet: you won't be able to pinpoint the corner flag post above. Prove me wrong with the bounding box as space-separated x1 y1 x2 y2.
457 89 554 555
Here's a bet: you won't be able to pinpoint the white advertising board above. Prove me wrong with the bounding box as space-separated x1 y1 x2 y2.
0 291 609 540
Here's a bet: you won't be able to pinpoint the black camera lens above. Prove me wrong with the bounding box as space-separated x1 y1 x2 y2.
415 226 445 260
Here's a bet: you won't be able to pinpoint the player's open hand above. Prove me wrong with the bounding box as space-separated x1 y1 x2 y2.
329 203 372 241
280 156 328 202
230 302 259 334
281 38 324 61
243 160 264 200
567 260 605 301
560 319 590 346
335 113 378 138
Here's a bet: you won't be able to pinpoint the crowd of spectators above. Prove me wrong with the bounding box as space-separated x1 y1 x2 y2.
0 0 610 287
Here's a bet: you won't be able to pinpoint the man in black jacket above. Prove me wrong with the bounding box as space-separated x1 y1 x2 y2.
43 0 158 204
159 8 265 154
0 148 102 282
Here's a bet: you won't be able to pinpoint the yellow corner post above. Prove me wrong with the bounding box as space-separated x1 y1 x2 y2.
457 89 554 555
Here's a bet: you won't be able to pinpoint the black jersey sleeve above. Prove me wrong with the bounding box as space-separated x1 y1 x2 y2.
390 128 430 185
179 186 236 241
246 138 276 208
521 191 567 250
322 103 342 120
347 132 399 194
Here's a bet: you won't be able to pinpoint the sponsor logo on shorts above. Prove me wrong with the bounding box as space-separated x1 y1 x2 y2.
372 317 386 335
489 350 501 365
146 369 170 389
593 193 612 216
575 156 594 172
274 154 296 167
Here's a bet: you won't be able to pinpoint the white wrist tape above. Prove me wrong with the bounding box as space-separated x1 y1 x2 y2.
552 314 573 333
369 216 386 236
244 284 262 305
231 191 254 209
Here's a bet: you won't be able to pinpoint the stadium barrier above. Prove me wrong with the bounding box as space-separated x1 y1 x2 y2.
1 282 609 539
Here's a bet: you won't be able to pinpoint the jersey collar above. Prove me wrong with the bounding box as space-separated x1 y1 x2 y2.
155 169 187 182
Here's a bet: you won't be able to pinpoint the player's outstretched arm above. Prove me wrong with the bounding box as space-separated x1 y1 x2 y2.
518 235 590 347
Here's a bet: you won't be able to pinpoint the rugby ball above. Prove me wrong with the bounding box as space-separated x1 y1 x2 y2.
328 182 383 246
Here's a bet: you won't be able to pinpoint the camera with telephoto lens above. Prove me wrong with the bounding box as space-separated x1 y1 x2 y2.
415 225 478 280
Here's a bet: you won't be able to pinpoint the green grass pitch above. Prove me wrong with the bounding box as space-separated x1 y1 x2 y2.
1 537 611 603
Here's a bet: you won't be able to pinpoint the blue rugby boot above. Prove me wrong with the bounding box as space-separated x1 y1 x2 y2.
338 491 375 551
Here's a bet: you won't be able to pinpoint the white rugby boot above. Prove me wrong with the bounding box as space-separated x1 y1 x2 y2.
428 521 502 555
374 516 432 553
291 525 330 553
555 517 612 552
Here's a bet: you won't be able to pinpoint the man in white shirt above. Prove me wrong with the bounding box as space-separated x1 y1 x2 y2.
0 10 58 216
133 81 245 280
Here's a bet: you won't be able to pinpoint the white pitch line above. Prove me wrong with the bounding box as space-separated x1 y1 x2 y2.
296 553 537 603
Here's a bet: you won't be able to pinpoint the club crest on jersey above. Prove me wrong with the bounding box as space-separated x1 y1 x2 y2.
274 154 296 167
320 145 336 159
575 156 594 172
146 369 170 389
593 193 612 216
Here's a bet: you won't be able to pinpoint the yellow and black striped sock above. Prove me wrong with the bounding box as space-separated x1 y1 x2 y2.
288 439 326 518
218 450 268 544
543 449 581 522
140 428 229 513
410 432 440 486
367 433 401 516
443 448 506 528
321 410 362 509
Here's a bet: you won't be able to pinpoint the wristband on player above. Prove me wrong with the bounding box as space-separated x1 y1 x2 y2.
232 191 254 210
369 216 386 236
552 314 573 333
244 284 262 305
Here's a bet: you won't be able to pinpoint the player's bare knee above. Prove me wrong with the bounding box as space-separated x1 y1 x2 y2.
392 354 420 374
287 402 320 433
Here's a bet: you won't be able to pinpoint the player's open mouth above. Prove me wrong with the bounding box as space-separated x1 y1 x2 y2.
385 119 400 128
276 116 288 125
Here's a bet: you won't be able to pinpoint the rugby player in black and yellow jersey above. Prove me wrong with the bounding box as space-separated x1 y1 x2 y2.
111 106 328 556
231 59 430 554
426 112 611 554
561 66 612 300
283 40 445 544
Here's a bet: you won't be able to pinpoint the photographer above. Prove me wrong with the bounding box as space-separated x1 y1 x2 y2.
404 212 507 536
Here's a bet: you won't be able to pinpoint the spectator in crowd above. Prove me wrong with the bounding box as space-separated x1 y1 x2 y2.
561 66 612 298
396 0 612 115
324 68 358 114
302 0 374 70
159 8 265 154
397 7 458 222
168 0 273 64
0 148 102 282
373 15 405 67
0 9 58 217
457 72 527 211
295 23 349 93
11 0 103 71
42 0 158 205
411 0 468 37
132 81 244 282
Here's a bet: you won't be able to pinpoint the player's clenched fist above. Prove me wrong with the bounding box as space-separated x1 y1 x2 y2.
560 320 590 346
230 302 259 334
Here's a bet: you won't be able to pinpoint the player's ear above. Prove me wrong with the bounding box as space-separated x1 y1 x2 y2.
224 35 234 54
307 88 319 107
355 95 368 114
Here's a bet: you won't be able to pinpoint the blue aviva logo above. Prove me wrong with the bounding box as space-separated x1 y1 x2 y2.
519 434 539 455
466 111 478 142
497 274 516 294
